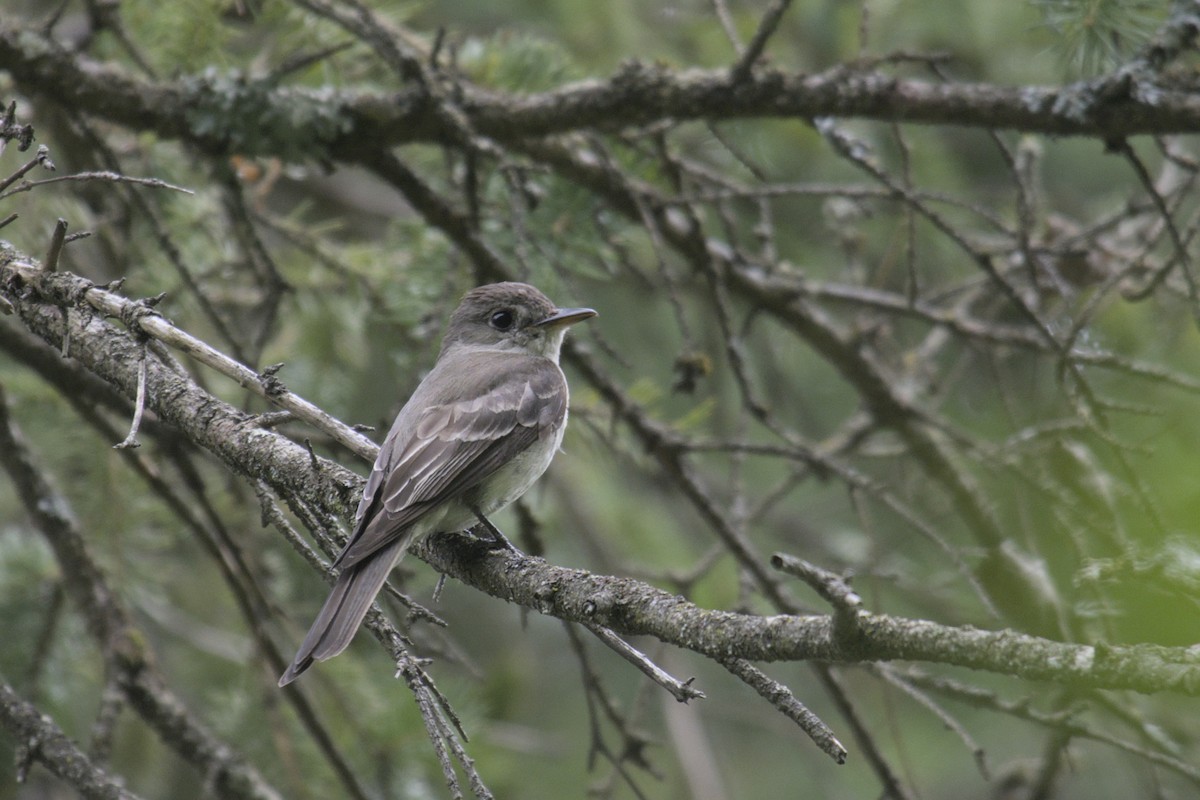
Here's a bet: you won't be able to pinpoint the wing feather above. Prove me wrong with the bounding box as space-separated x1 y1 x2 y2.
333 351 566 570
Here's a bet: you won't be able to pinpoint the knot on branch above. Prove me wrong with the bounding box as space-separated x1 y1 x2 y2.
611 59 672 97
532 578 561 613
118 291 167 341
65 277 97 307
583 588 618 619
259 362 287 397
772 553 867 647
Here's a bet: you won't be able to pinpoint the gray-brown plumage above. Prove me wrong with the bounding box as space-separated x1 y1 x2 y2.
279 282 595 686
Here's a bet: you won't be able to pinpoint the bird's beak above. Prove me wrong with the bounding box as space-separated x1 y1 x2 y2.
536 307 597 329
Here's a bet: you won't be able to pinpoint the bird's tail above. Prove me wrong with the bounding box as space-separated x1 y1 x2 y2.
278 538 408 686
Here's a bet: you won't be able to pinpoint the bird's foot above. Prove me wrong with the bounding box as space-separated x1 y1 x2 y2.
471 510 518 552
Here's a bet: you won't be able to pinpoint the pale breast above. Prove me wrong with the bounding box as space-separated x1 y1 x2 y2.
476 406 567 517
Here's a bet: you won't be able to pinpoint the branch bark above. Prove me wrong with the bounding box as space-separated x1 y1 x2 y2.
416 531 1200 697
4 19 1200 166
0 682 144 800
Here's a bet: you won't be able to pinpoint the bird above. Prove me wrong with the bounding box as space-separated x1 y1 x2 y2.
279 282 596 686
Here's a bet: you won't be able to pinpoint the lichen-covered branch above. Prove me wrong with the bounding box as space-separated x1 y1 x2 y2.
4 20 1200 167
0 681 144 800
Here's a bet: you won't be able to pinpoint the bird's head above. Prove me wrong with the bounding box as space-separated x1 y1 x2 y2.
441 282 596 362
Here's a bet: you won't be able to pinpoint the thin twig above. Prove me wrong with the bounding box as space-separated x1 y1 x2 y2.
1114 138 1199 318
42 218 68 273
771 553 862 613
582 622 705 703
0 144 53 194
710 0 744 55
113 342 147 449
0 170 193 201
731 0 794 81
874 665 990 779
816 665 916 800
722 656 848 764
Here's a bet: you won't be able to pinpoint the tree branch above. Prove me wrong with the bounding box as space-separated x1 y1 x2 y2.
0 681 144 800
416 531 1200 696
4 20 1200 165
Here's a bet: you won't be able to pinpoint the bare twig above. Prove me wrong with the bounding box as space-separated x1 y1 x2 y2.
731 0 795 81
772 553 862 613
582 622 705 703
1113 138 1199 317
721 656 848 764
0 143 53 193
41 218 68 273
816 665 915 800
112 341 147 449
0 170 193 201
874 665 990 779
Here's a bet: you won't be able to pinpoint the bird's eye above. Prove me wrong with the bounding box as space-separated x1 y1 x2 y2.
490 309 515 331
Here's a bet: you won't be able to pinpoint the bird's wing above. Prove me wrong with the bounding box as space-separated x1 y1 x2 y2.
333 353 566 569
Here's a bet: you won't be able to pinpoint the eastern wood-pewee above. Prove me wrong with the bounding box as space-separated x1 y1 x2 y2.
279 282 595 686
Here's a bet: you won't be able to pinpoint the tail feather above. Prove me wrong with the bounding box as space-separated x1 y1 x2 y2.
278 538 408 687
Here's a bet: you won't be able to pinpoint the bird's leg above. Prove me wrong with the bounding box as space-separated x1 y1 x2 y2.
470 506 517 551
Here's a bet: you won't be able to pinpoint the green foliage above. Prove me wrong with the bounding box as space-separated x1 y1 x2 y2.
459 30 583 91
1033 0 1166 75
122 0 235 72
